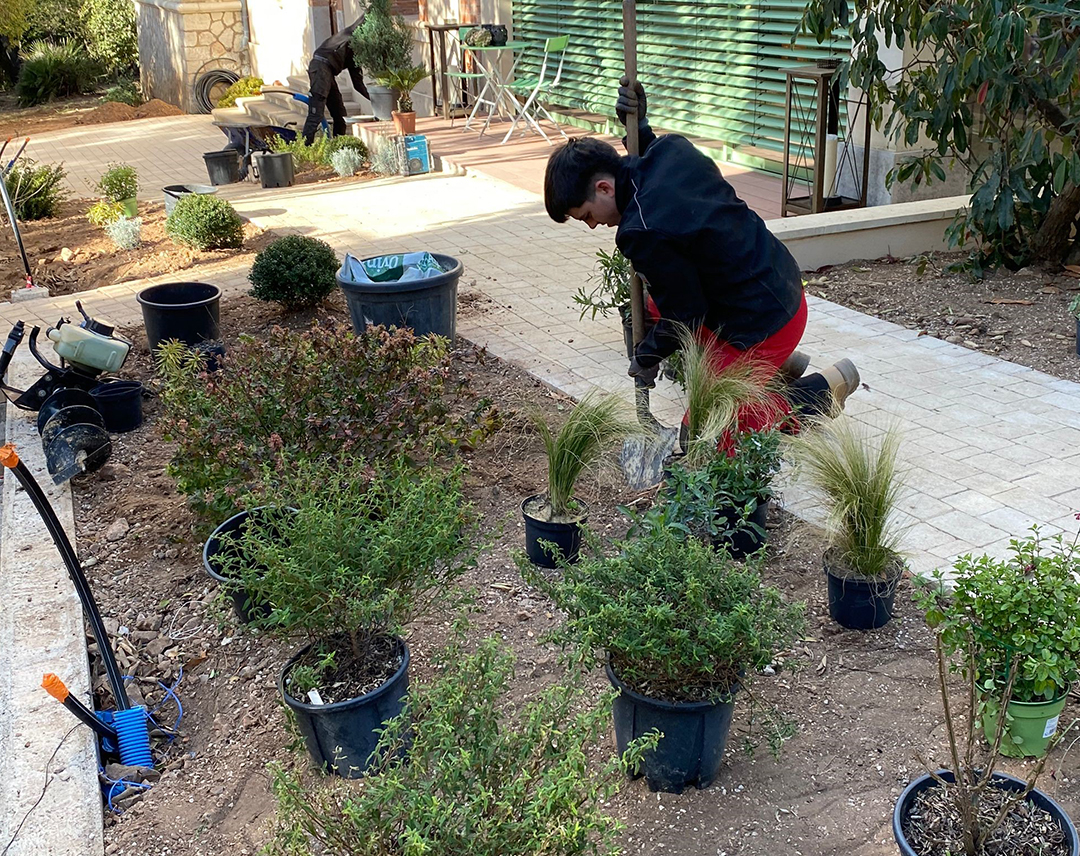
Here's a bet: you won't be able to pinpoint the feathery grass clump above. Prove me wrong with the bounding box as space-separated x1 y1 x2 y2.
790 415 905 578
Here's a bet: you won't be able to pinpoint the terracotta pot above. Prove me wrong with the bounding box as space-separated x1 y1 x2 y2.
392 111 416 135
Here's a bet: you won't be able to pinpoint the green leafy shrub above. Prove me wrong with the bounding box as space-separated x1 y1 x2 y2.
86 198 124 226
350 0 411 78
326 135 368 159
102 80 140 106
268 132 333 169
3 159 67 220
15 39 98 106
22 0 83 44
329 147 364 177
524 519 805 702
248 234 340 309
216 75 263 108
81 0 137 74
218 458 477 690
165 193 243 250
104 214 139 250
157 323 495 520
574 247 633 321
266 634 655 856
96 162 137 202
919 529 1080 704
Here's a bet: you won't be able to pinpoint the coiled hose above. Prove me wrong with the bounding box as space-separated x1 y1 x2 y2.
193 69 241 114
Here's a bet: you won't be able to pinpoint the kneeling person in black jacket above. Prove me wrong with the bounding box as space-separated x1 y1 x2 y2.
303 18 371 145
543 79 860 446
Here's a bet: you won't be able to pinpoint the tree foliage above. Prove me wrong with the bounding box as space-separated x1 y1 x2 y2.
802 0 1080 272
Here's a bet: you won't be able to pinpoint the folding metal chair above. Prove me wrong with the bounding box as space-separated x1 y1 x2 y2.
501 35 570 145
444 27 487 128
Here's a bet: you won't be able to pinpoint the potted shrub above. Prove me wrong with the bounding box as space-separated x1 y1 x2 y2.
893 632 1079 855
789 415 907 630
522 391 636 568
98 162 138 217
218 457 478 776
248 234 340 310
918 528 1080 758
377 64 428 135
164 193 243 251
351 0 412 120
264 634 658 855
525 519 804 793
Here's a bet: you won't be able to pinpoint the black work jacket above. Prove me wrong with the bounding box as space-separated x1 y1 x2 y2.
313 18 367 94
615 123 803 367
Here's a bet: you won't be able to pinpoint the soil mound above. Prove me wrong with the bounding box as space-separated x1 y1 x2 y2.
76 101 137 125
136 99 183 118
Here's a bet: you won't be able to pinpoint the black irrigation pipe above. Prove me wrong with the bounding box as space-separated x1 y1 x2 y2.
0 445 130 711
193 69 241 114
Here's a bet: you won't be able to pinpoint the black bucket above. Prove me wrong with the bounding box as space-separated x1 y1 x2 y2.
825 549 902 630
252 152 295 188
203 150 240 186
712 499 769 559
337 253 462 341
280 638 410 777
136 282 221 352
607 662 736 794
163 184 218 216
521 494 588 568
37 388 98 434
91 380 144 433
894 770 1080 856
202 506 294 624
41 405 110 481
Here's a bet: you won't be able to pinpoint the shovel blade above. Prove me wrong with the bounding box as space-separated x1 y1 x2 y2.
619 426 679 490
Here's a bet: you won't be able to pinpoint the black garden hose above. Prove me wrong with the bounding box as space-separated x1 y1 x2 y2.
193 69 241 114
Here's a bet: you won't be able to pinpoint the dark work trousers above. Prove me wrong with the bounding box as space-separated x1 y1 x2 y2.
303 59 348 144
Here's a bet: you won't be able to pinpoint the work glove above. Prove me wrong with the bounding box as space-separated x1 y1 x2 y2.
616 76 647 127
628 357 660 388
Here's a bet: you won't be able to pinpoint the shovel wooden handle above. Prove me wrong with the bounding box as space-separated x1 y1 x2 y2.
622 0 647 353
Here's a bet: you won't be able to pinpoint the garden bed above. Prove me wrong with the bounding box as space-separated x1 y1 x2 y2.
0 199 270 297
811 254 1080 384
72 291 1078 856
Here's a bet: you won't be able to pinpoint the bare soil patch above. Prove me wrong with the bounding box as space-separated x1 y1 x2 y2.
59 292 1079 856
0 91 106 138
1 199 271 295
810 254 1080 383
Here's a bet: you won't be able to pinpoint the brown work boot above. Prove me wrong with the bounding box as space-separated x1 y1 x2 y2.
820 359 860 412
777 350 810 384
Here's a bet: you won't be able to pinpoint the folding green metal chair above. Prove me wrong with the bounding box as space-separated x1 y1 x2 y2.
445 27 488 128
501 35 570 144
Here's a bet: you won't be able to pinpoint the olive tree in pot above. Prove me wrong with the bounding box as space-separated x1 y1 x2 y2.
265 632 657 855
351 0 412 121
522 391 637 568
789 415 907 629
893 629 1078 855
377 64 428 135
917 528 1080 759
525 520 804 793
218 457 478 776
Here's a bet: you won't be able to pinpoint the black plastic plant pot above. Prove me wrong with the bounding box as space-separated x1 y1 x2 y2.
202 506 294 624
136 282 221 352
252 152 295 188
893 770 1079 856
203 150 240 186
825 549 902 630
521 494 589 568
712 499 769 560
606 661 736 794
280 638 410 778
337 253 462 341
91 380 144 433
36 388 99 434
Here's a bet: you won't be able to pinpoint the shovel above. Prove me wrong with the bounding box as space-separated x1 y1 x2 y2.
617 0 679 490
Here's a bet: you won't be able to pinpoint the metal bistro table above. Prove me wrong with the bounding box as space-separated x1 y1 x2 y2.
461 40 529 138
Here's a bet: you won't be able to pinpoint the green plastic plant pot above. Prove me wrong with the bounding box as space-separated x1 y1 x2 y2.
120 197 137 218
982 693 1068 758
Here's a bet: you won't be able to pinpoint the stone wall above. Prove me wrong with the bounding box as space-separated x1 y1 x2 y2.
134 0 249 113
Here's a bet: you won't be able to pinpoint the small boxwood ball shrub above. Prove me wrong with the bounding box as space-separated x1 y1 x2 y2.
165 194 244 250
249 235 340 309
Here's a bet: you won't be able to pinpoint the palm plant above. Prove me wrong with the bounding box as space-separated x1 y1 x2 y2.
790 415 905 578
533 391 637 520
377 64 428 113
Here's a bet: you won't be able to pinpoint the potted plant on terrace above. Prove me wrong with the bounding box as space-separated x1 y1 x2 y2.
522 391 636 568
918 528 1080 758
893 628 1079 855
265 634 657 855
525 520 804 793
98 162 138 217
377 64 428 135
219 456 478 776
789 414 907 630
351 0 412 121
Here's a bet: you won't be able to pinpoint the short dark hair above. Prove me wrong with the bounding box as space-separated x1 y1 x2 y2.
544 137 623 223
